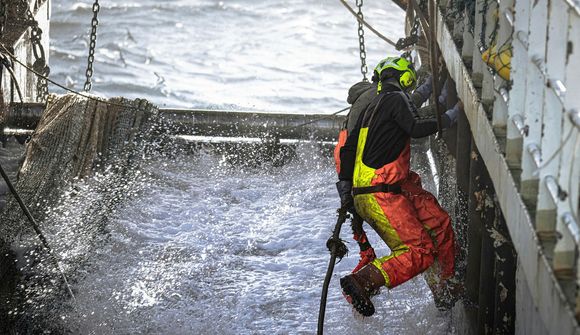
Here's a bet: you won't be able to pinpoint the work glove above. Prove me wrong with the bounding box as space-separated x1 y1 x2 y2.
438 78 449 106
414 75 433 103
443 101 463 128
336 180 355 214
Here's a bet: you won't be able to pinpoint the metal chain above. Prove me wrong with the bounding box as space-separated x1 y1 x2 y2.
396 15 420 51
355 0 368 82
84 0 100 92
0 0 7 40
21 0 50 102
479 0 489 51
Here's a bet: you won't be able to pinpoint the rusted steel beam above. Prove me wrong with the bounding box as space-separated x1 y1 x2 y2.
465 140 485 332
493 205 517 334
454 107 471 285
477 166 497 334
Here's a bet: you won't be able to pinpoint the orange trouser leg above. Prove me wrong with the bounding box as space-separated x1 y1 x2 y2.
402 171 455 279
355 191 435 288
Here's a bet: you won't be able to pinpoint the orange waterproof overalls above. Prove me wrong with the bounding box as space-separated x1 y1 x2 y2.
346 97 455 288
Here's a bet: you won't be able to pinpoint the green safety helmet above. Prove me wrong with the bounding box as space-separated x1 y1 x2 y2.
373 56 417 93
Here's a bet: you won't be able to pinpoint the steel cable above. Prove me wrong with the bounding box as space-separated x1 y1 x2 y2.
533 126 577 175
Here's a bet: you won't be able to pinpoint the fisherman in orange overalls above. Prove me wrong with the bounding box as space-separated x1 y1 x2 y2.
336 56 462 316
334 68 436 274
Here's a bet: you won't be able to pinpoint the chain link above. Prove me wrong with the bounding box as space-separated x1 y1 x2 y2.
396 2 422 51
20 0 50 102
479 0 488 50
355 0 368 82
84 0 100 92
0 0 7 40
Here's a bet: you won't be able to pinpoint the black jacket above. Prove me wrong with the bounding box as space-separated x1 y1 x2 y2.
339 84 443 181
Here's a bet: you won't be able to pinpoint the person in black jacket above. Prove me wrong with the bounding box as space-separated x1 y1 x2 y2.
336 56 462 317
333 63 435 274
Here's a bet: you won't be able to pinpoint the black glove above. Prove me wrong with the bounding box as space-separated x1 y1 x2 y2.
336 180 355 213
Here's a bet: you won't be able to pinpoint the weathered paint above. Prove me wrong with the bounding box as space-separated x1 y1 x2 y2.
436 5 580 333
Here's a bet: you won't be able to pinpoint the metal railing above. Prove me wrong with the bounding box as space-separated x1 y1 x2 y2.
492 0 580 317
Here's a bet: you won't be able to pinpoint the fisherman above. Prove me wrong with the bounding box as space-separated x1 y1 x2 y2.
336 56 462 316
334 64 435 274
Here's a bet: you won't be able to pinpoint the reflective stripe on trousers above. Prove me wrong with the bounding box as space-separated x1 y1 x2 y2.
352 127 455 288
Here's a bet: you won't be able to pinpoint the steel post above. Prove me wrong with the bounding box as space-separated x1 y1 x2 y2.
505 0 531 178
536 0 569 256
520 0 549 212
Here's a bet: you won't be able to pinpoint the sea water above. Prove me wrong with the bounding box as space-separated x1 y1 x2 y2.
35 0 452 333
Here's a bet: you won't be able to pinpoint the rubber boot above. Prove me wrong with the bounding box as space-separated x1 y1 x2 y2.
352 247 376 273
340 263 386 317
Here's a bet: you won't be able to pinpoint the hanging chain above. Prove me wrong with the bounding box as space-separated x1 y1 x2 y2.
479 0 489 51
20 0 50 102
0 0 7 40
84 0 100 92
396 15 420 51
355 0 368 82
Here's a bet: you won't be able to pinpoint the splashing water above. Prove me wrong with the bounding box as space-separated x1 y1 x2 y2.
10 0 458 333
11 144 450 334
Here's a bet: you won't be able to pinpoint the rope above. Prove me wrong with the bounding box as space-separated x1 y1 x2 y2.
533 126 577 174
338 0 398 47
0 161 76 302
287 106 349 132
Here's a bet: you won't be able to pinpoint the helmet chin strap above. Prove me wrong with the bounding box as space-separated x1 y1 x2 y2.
377 78 403 93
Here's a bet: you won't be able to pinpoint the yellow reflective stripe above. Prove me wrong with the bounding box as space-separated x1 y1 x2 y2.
372 247 411 289
352 127 376 188
371 259 390 287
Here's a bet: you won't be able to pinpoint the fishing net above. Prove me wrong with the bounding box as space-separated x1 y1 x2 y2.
0 93 161 332
0 93 159 239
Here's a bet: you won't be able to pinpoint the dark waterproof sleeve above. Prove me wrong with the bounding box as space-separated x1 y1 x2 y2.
338 108 365 181
392 93 445 138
